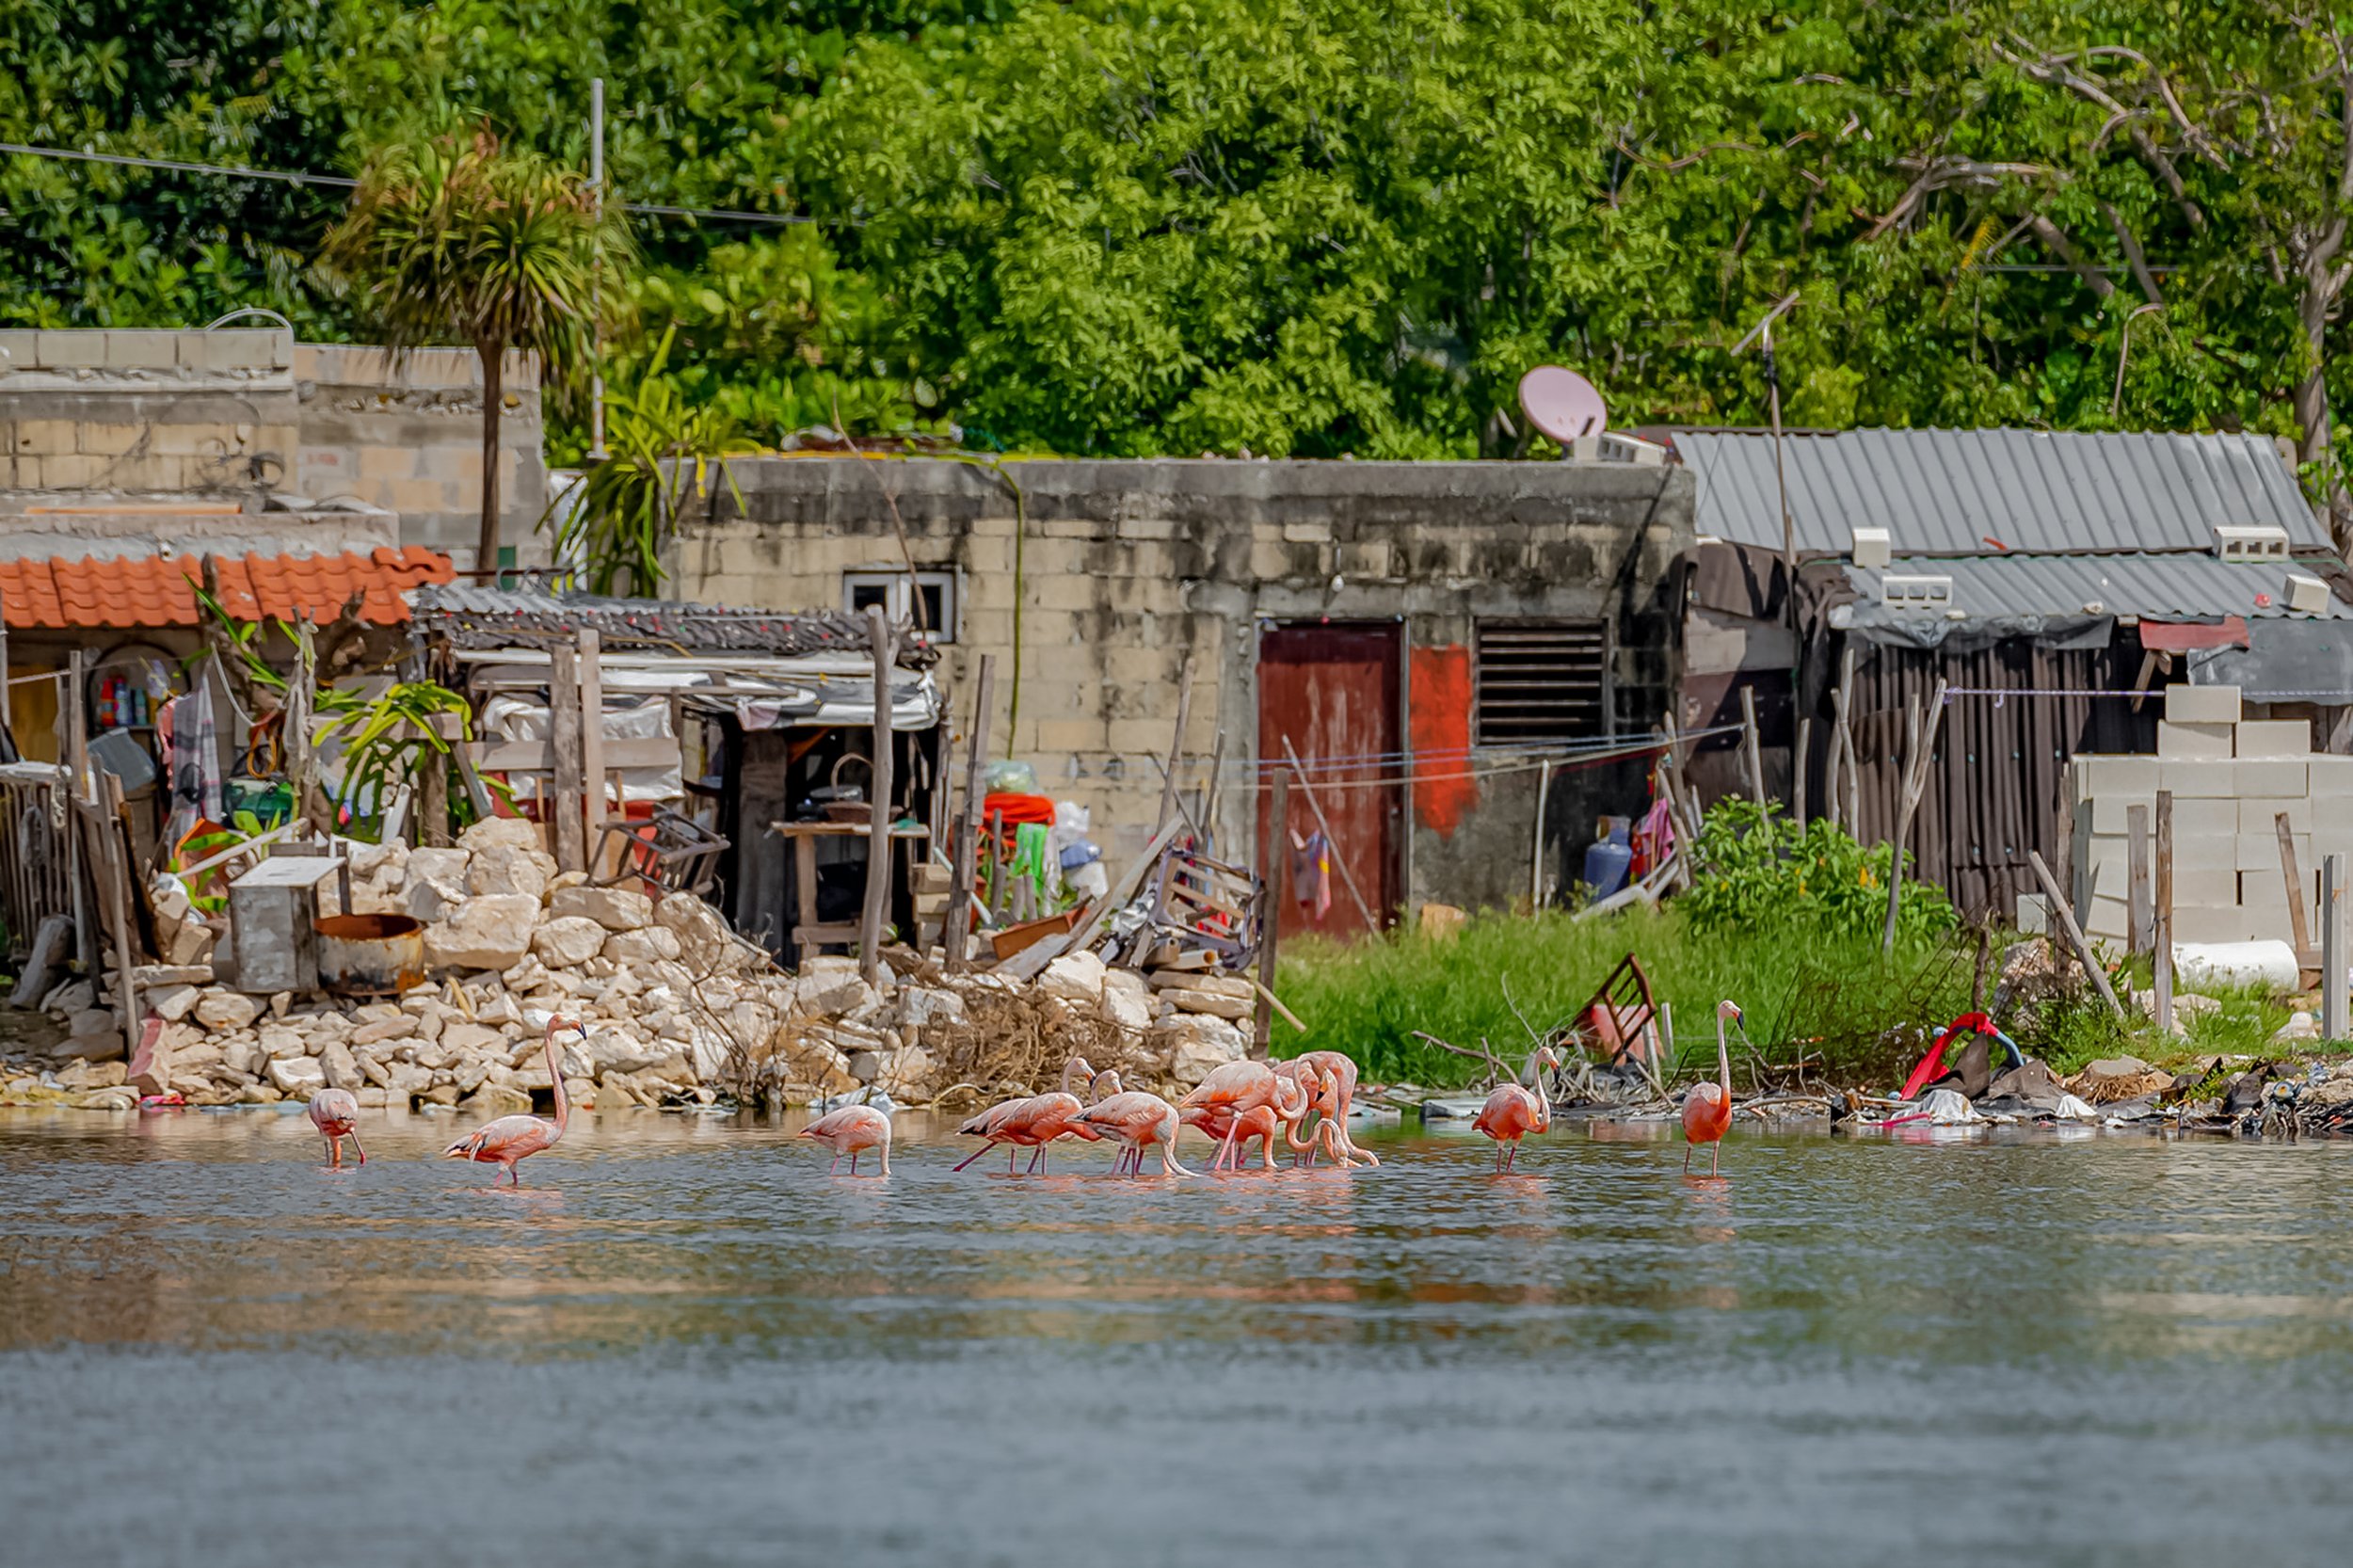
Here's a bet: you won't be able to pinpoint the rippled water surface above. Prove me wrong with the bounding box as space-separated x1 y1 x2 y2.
5 1107 2353 1566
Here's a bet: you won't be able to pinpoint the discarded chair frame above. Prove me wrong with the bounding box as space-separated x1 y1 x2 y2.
593 806 729 900
1146 845 1262 968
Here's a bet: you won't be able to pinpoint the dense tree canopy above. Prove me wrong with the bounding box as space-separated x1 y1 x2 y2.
5 0 2351 542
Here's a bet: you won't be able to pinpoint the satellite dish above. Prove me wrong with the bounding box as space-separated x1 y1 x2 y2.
1518 366 1609 443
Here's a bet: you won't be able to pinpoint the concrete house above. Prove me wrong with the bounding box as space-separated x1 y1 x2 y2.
675 456 1693 932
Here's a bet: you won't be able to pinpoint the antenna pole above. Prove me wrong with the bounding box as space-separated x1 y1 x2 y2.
588 77 607 462
1764 319 1793 589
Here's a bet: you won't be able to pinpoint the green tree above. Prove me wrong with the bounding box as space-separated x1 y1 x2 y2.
319 126 632 567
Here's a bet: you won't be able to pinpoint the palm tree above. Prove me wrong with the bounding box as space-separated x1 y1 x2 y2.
322 127 631 572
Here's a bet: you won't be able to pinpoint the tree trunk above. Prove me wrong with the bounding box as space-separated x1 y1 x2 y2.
2293 267 2348 555
477 341 504 576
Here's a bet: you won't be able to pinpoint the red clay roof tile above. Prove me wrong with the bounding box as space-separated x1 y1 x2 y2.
0 549 455 631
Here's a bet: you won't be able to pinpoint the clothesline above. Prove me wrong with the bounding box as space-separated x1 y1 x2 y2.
1063 723 1746 779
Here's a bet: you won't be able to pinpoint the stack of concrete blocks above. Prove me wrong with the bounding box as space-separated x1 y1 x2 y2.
2069 686 2353 947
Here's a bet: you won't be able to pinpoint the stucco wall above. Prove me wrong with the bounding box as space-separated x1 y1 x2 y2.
680 456 1691 916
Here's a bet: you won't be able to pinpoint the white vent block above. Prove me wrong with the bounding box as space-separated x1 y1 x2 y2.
1851 527 1891 569
2214 524 2290 561
1881 573 1952 609
2285 571 2329 615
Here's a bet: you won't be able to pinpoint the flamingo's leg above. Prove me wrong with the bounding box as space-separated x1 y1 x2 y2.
829 1154 842 1175
952 1141 996 1172
1683 1142 1693 1174
1711 1143 1721 1176
850 1152 859 1175
349 1130 366 1166
1026 1145 1044 1174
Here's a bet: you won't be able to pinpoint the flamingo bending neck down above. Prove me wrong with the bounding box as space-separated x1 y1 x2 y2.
955 1056 1096 1174
1072 1084 1193 1177
1682 1000 1741 1175
441 1016 576 1185
307 1088 364 1169
1470 1045 1559 1173
802 1102 892 1175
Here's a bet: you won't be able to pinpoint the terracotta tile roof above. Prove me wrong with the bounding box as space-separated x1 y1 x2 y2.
0 547 454 631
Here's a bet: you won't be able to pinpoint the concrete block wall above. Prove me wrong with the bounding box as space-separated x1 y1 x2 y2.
679 456 1692 915
2071 688 2350 946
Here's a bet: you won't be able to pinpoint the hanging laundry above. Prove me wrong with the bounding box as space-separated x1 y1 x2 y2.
1292 830 1334 921
165 686 223 823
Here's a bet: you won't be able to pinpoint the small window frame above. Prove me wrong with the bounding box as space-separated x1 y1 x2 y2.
841 568 959 645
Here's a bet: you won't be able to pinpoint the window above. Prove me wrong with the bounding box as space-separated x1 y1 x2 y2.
1473 617 1609 745
842 569 958 643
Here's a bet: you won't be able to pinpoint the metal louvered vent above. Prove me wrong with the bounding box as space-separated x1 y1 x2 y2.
1473 618 1609 745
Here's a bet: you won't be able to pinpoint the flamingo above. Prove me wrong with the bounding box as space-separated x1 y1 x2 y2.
441 1016 578 1185
1681 1000 1743 1175
1178 1061 1298 1172
1289 1049 1377 1167
802 1103 893 1176
306 1087 365 1169
956 1056 1096 1173
1284 1066 1370 1169
1071 1087 1193 1177
1180 1071 1312 1171
1470 1045 1561 1172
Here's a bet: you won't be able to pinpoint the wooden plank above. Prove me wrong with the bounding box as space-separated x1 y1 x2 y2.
1028 818 1185 972
858 605 896 983
2127 804 2151 954
943 652 996 968
96 772 140 1059
2028 849 2125 1020
1739 683 1766 810
2153 791 2173 1033
548 643 585 873
465 735 677 773
578 628 605 866
1881 679 1948 954
1281 735 1382 936
1792 716 1811 826
1253 768 1287 1057
1155 649 1196 837
2324 854 2346 1042
2277 811 2318 968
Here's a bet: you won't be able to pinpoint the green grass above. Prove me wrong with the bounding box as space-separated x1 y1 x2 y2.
1270 904 1977 1088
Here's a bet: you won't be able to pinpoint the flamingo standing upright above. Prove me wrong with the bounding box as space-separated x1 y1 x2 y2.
956 1056 1095 1173
1681 1000 1743 1175
440 1016 578 1185
1071 1087 1193 1177
802 1103 893 1175
306 1087 365 1169
1470 1045 1561 1172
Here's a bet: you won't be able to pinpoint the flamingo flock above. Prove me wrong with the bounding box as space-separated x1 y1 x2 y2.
300 1004 1756 1184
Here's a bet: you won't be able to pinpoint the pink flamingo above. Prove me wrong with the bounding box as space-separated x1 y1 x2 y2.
1681 1000 1741 1176
1071 1087 1193 1177
440 1016 577 1185
1289 1049 1377 1167
1470 1044 1561 1172
1284 1066 1371 1169
955 1056 1095 1173
802 1103 892 1176
1178 1061 1301 1173
1180 1070 1311 1172
307 1087 365 1169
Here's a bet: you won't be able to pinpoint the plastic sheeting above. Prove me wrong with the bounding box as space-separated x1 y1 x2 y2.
480 695 684 803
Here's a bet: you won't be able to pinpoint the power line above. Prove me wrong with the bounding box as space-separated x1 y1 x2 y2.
0 140 822 227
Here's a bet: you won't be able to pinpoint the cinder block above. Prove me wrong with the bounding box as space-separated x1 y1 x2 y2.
103 329 182 369
2165 683 2243 724
178 328 286 373
2236 719 2312 758
2159 721 2235 759
2076 755 2161 799
0 329 36 370
2169 798 2240 838
33 329 106 368
2242 798 2313 834
359 445 419 481
31 453 108 487
9 417 73 454
2238 832 2312 872
2237 760 2309 798
2173 866 2240 908
1281 520 1334 545
2158 760 2238 798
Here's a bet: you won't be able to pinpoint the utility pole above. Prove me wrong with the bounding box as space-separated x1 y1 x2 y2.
588 77 607 461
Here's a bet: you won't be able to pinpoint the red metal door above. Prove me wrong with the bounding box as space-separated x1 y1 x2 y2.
1257 622 1401 940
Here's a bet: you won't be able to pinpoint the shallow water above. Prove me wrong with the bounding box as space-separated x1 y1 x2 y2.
4 1107 2352 1566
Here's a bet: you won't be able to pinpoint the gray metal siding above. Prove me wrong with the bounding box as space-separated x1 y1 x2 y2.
1844 552 2352 627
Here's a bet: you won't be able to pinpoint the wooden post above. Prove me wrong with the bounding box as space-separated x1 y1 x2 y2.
1253 767 1289 1057
0 585 11 738
1739 683 1766 810
421 713 456 848
96 772 140 1060
1200 723 1227 859
1529 758 1554 911
2324 854 2346 1042
857 604 896 983
984 808 1005 923
578 629 605 865
1881 680 1948 954
1155 649 1197 838
1280 735 1381 936
1826 647 1855 831
1793 716 1811 826
287 617 318 827
2028 849 2125 1020
66 649 92 977
2277 812 2317 969
942 653 996 968
2154 791 2174 1034
2127 804 2152 954
548 643 585 873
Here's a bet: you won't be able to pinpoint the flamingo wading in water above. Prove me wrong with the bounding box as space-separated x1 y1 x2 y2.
802 1103 892 1176
955 1056 1095 1173
1470 1045 1560 1172
1681 1000 1743 1175
1072 1085 1193 1177
307 1088 365 1169
441 1016 578 1185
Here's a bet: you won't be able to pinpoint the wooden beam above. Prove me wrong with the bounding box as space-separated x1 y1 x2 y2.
548 643 585 873
1793 716 1811 827
95 771 140 1060
578 628 605 864
2153 791 2173 1033
942 653 996 968
2028 849 2125 1020
1154 649 1196 837
2325 854 2347 1042
1739 683 1766 810
2277 811 2318 971
857 604 895 984
2127 803 2151 954
1881 679 1948 953
1253 767 1289 1057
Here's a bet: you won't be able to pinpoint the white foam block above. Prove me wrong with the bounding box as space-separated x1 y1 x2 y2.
2075 755 2161 801
2172 866 2240 908
2171 797 2240 836
2238 832 2313 872
2235 719 2313 758
2016 892 2049 935
2241 797 2313 834
2159 721 2235 759
2087 795 2154 835
2157 760 2238 799
2307 755 2353 797
2175 905 2260 944
2084 894 2130 939
2165 684 2242 725
2237 760 2309 798
2170 835 2240 873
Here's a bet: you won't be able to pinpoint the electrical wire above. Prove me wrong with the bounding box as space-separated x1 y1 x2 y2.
0 140 823 227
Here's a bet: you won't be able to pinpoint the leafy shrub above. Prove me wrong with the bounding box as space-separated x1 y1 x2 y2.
1680 800 1956 946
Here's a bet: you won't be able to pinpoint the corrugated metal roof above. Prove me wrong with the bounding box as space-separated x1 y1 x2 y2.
410 583 938 666
1672 428 2327 555
1843 552 2353 629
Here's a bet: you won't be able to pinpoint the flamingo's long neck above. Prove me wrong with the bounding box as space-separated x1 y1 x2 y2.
1523 1048 1552 1132
546 1029 571 1135
1715 1014 1733 1101
1091 1069 1122 1103
1062 1059 1091 1096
